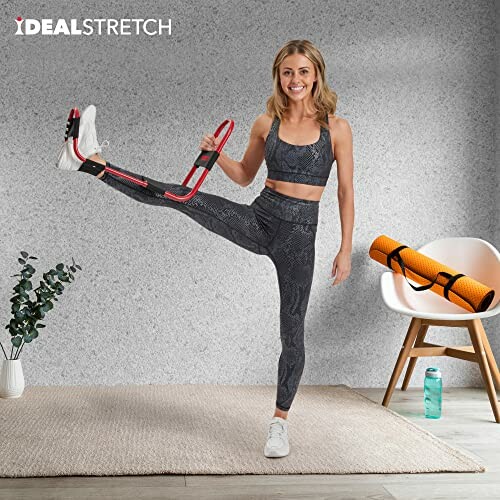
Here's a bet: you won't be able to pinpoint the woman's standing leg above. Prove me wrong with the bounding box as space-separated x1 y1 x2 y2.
268 220 317 415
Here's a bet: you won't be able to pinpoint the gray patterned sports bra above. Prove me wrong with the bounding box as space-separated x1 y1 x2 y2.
264 114 335 187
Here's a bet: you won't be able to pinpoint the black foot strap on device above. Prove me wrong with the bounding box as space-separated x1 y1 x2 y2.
79 159 106 176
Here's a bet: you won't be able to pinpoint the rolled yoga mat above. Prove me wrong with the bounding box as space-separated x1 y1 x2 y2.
369 235 495 313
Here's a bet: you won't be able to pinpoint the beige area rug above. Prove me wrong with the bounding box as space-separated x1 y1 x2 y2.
0 384 483 477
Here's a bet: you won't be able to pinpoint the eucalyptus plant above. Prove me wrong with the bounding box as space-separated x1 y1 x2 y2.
2 251 81 360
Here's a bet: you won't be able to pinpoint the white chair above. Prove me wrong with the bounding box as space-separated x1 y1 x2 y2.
380 237 500 423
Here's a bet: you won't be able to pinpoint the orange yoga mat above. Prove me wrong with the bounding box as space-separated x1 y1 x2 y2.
369 235 495 313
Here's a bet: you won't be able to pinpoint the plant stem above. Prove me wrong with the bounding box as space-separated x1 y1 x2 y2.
0 342 7 360
15 342 25 360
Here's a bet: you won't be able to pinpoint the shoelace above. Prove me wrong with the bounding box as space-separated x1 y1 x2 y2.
268 421 286 440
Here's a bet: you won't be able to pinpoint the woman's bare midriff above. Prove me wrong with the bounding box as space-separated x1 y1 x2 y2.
264 178 325 202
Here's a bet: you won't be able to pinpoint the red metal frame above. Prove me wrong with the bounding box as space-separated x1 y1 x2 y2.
66 107 234 202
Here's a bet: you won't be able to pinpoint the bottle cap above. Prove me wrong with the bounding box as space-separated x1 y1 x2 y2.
425 367 442 379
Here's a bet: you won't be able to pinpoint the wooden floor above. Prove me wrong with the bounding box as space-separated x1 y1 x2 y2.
0 387 499 500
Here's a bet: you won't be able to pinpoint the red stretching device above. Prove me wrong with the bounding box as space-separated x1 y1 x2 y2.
64 107 234 202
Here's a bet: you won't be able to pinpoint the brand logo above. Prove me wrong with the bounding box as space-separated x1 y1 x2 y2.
15 16 171 36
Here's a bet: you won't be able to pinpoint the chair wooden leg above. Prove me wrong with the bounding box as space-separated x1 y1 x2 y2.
467 319 500 423
475 319 500 391
382 317 422 407
402 324 429 391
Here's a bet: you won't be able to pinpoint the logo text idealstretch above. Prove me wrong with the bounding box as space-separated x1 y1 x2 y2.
15 17 172 36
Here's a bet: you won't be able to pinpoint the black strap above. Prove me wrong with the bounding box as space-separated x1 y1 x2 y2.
194 150 219 171
443 273 465 300
388 247 464 293
79 159 105 176
387 245 408 269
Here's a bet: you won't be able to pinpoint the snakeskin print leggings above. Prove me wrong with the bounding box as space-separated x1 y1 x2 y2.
100 162 319 411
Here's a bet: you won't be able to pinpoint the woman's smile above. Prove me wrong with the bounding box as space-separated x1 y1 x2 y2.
288 85 305 94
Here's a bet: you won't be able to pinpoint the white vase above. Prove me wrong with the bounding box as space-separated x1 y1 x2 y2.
0 359 25 398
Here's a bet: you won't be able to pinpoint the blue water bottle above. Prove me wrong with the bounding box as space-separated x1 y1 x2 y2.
424 367 442 419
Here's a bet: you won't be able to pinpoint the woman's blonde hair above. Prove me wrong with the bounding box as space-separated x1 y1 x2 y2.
266 40 337 129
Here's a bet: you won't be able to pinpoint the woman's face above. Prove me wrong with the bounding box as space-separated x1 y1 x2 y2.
278 53 317 103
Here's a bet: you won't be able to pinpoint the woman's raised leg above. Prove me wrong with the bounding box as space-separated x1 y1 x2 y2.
92 158 273 257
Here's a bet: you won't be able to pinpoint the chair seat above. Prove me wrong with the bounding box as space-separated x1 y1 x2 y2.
380 272 500 320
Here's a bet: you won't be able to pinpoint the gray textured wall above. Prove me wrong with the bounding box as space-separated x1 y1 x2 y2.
1 0 498 389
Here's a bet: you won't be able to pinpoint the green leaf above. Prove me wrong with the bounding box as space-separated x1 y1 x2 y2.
18 258 26 265
75 264 82 271
12 303 20 312
20 251 29 259
37 324 46 328
11 337 22 348
22 280 32 291
60 276 70 283
28 256 38 260
31 330 39 339
9 296 20 303
70 266 76 273
23 332 33 343
56 263 64 271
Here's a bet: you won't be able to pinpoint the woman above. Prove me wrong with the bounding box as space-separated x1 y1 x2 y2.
56 39 354 458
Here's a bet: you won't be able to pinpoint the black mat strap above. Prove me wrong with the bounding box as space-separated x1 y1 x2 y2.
392 252 453 292
443 273 465 300
386 245 408 270
388 246 453 292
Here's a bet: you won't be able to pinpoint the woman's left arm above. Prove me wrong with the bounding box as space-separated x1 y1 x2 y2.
330 118 354 286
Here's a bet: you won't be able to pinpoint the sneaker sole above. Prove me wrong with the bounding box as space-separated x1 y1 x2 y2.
56 139 82 171
56 105 97 170
264 445 290 458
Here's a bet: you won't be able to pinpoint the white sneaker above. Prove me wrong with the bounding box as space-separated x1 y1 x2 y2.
56 105 108 170
264 417 290 458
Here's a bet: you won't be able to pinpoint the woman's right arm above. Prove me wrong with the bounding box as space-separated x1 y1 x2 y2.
199 114 269 187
